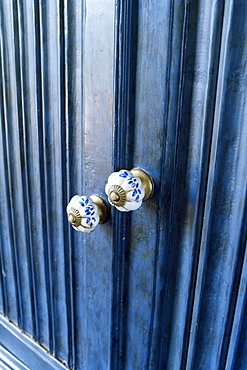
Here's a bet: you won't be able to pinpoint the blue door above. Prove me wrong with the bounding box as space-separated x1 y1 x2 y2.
1 1 247 369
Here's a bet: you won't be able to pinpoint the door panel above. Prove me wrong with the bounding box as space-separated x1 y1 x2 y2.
1 0 247 369
0 0 70 363
82 1 114 368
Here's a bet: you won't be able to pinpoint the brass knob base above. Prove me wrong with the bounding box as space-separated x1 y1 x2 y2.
130 168 154 201
108 185 126 207
68 208 82 227
89 194 110 224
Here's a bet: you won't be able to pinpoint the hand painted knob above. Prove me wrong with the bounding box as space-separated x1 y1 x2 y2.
105 168 154 212
66 194 109 233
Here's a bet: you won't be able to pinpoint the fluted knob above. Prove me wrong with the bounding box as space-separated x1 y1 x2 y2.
66 194 109 233
105 168 154 212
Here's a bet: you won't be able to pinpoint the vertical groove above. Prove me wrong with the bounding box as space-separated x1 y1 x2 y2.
62 1 74 367
0 25 12 319
157 1 190 367
43 0 68 362
111 1 138 368
0 0 24 329
15 0 38 338
33 0 54 351
178 0 225 368
223 191 247 369
39 0 54 349
0 240 5 314
0 69 9 317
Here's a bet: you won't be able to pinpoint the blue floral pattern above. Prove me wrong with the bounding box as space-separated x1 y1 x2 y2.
125 176 142 201
105 169 145 211
67 195 99 232
79 197 98 228
119 171 129 178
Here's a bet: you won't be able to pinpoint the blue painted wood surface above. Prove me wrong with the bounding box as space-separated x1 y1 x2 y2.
0 315 66 369
0 0 247 369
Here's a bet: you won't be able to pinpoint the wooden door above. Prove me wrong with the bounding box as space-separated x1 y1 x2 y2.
1 1 247 369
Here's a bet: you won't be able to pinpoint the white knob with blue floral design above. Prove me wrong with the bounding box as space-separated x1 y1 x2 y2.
105 168 154 212
66 194 109 233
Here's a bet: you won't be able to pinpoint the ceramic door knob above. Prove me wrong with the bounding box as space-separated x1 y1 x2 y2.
66 194 109 233
105 168 154 212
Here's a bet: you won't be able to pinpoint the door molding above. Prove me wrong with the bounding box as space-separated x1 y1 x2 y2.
0 315 66 370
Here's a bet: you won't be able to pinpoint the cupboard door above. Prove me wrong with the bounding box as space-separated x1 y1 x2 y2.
1 1 247 369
